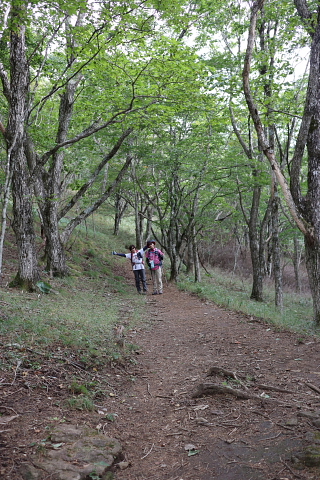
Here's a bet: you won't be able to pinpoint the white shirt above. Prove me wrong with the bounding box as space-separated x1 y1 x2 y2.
125 248 145 270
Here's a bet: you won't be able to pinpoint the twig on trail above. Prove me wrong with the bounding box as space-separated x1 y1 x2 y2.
11 360 22 385
0 406 18 415
147 383 152 396
65 360 87 371
305 382 320 395
254 383 296 394
166 429 197 436
3 387 24 397
166 432 186 436
26 347 47 356
275 422 296 432
255 432 282 442
251 410 270 419
280 458 303 478
141 443 154 459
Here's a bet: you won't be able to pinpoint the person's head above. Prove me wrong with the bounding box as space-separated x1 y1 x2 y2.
147 240 156 250
129 244 136 252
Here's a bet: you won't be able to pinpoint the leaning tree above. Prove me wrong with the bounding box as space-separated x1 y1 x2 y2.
243 0 320 324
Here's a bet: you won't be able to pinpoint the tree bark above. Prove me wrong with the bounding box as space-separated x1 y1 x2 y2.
303 16 320 323
293 235 302 293
113 192 127 236
6 3 40 290
271 180 283 308
193 233 201 283
248 185 264 301
230 105 267 302
185 240 194 275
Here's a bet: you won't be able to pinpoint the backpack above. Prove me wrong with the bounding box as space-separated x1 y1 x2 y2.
131 251 144 268
146 248 163 269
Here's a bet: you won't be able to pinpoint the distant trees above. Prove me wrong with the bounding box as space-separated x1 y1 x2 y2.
0 0 201 289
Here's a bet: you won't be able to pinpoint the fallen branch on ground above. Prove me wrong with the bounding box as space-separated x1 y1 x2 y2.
192 383 255 399
305 383 320 395
207 366 243 379
254 383 296 394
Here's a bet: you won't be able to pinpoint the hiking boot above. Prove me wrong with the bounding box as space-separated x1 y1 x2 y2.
152 292 158 295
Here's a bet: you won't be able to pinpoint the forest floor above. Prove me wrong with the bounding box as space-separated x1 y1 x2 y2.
1 265 320 479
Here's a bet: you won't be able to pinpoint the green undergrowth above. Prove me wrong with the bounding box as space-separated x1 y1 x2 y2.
0 212 147 371
1 209 317 378
178 268 315 335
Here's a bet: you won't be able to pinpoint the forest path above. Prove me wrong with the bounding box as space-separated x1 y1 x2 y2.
1 269 320 479
109 279 320 480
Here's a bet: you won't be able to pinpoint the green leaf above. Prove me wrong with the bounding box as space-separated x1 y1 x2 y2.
188 449 200 456
51 442 64 449
36 281 52 294
106 413 116 422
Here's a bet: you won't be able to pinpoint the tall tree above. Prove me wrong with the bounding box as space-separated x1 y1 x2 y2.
243 0 320 324
0 0 40 289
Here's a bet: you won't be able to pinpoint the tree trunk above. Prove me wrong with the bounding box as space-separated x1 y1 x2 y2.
40 74 80 276
42 190 69 276
193 235 201 283
10 149 40 289
293 235 302 293
167 245 179 282
271 182 283 308
7 4 40 290
113 193 127 236
296 6 320 324
0 147 13 276
185 241 194 275
305 235 320 323
134 193 144 248
39 13 85 276
144 206 153 241
248 185 264 301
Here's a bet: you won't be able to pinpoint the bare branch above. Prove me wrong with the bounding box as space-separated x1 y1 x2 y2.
229 102 252 159
60 154 133 244
58 127 133 219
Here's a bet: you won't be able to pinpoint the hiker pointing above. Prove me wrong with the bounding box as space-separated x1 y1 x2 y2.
144 240 164 295
112 245 147 294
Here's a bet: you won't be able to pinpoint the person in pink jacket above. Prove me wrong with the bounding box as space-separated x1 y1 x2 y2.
144 240 164 295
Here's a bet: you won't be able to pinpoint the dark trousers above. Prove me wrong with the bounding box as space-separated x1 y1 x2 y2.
134 269 147 292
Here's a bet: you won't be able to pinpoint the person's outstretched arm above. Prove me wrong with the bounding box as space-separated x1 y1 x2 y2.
112 251 126 257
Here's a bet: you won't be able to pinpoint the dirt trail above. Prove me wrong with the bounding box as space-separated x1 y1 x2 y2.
107 282 320 480
1 274 320 479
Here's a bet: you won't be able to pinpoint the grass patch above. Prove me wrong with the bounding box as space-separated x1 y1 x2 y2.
0 212 147 370
178 268 315 335
65 395 95 411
